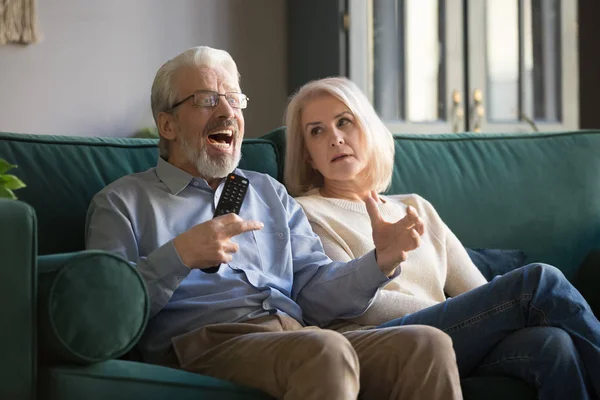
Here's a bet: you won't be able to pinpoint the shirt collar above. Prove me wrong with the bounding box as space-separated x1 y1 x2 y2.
156 157 245 195
156 157 195 195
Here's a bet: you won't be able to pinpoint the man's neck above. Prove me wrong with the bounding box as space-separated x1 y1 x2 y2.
167 157 225 191
205 177 223 191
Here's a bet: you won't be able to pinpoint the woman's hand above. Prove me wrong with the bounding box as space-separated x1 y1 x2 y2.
365 191 425 276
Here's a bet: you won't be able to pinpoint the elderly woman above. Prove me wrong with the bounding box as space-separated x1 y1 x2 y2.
284 76 600 400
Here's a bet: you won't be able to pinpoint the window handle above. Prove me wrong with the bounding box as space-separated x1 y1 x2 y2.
470 89 485 132
451 90 464 133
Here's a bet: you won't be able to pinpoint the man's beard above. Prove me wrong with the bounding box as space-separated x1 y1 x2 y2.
178 129 241 180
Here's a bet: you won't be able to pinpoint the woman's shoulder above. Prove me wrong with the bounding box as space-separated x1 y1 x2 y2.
294 188 324 206
386 193 429 207
385 193 439 217
294 188 335 216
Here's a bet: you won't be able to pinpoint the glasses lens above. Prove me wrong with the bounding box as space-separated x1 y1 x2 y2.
194 92 219 107
226 93 247 109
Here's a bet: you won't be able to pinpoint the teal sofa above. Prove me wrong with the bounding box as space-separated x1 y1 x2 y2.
2 128 600 400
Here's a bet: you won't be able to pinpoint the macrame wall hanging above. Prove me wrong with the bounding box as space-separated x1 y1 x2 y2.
0 0 41 45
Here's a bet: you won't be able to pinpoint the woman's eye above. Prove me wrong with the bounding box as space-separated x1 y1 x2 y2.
311 127 322 135
338 118 351 127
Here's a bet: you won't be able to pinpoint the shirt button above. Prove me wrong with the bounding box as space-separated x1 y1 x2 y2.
192 181 199 187
277 232 284 239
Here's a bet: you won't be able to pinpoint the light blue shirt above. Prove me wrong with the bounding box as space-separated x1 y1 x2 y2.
85 157 395 362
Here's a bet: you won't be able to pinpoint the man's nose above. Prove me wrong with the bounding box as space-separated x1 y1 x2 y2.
215 96 235 119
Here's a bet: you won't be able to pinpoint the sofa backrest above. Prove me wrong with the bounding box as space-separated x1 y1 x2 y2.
3 128 600 280
261 127 600 279
0 132 281 255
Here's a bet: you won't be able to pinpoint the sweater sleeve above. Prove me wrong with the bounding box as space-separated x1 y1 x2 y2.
349 290 440 325
310 222 354 263
443 226 488 296
414 196 488 296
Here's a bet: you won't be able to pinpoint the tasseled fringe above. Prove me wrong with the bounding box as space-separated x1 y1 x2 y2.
0 0 42 45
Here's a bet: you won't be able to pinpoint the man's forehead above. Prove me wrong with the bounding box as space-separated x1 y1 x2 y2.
176 65 239 93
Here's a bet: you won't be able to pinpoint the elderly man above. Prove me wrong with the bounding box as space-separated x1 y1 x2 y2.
85 46 462 400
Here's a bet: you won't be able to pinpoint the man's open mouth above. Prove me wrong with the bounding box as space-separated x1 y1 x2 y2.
207 130 234 148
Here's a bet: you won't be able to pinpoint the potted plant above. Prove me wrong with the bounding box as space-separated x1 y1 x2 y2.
0 158 26 199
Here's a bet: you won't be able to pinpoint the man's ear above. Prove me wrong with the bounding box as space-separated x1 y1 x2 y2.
157 111 177 140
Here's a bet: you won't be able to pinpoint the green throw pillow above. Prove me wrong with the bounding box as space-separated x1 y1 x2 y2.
38 251 149 364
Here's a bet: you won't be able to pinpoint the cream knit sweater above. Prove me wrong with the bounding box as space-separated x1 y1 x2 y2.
296 189 487 331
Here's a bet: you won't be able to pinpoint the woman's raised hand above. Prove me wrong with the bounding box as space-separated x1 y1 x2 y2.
365 191 425 276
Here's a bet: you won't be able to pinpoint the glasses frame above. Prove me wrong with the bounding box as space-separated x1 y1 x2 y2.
167 90 249 112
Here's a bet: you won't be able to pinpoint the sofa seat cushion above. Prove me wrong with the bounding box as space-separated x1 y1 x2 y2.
38 360 533 400
39 360 274 400
38 251 149 364
461 376 535 400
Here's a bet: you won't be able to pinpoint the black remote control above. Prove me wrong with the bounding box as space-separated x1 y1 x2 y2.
203 173 250 274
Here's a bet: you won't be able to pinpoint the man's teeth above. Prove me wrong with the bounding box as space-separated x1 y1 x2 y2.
207 130 233 148
208 141 231 148
211 130 232 136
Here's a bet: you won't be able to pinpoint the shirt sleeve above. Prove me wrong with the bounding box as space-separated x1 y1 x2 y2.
281 190 398 326
85 188 190 317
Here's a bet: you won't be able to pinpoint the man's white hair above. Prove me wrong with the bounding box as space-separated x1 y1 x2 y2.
150 46 240 159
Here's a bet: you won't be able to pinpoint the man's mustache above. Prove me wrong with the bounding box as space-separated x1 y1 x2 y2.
205 119 239 133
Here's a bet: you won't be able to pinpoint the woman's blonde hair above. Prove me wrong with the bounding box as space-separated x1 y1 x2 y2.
284 77 395 197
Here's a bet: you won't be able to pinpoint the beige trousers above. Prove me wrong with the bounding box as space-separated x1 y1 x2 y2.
167 314 462 400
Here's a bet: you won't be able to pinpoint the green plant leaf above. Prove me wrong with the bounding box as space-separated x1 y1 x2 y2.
134 127 159 139
0 158 16 175
0 186 16 199
0 174 26 190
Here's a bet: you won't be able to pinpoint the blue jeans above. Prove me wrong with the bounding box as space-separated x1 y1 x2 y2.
377 263 599 400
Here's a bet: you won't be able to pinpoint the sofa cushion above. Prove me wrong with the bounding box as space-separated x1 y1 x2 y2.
0 132 281 255
467 248 526 281
38 251 149 364
461 376 535 400
38 360 534 400
40 360 274 400
389 131 600 279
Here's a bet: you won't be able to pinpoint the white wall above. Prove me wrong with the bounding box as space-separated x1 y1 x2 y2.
0 0 287 138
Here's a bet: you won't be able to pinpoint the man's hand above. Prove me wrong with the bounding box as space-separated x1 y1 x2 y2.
365 191 425 276
173 213 264 269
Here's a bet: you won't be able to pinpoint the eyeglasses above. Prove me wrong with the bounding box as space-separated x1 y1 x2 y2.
168 90 249 111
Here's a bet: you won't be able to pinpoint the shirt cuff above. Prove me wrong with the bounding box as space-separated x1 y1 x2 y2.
355 250 399 291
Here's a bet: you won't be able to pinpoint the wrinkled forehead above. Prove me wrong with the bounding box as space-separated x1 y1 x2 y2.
175 65 240 96
300 93 350 127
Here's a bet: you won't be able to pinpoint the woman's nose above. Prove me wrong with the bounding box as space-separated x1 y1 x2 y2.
330 131 344 146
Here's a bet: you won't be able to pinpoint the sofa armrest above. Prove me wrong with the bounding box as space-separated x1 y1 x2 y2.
0 199 37 400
